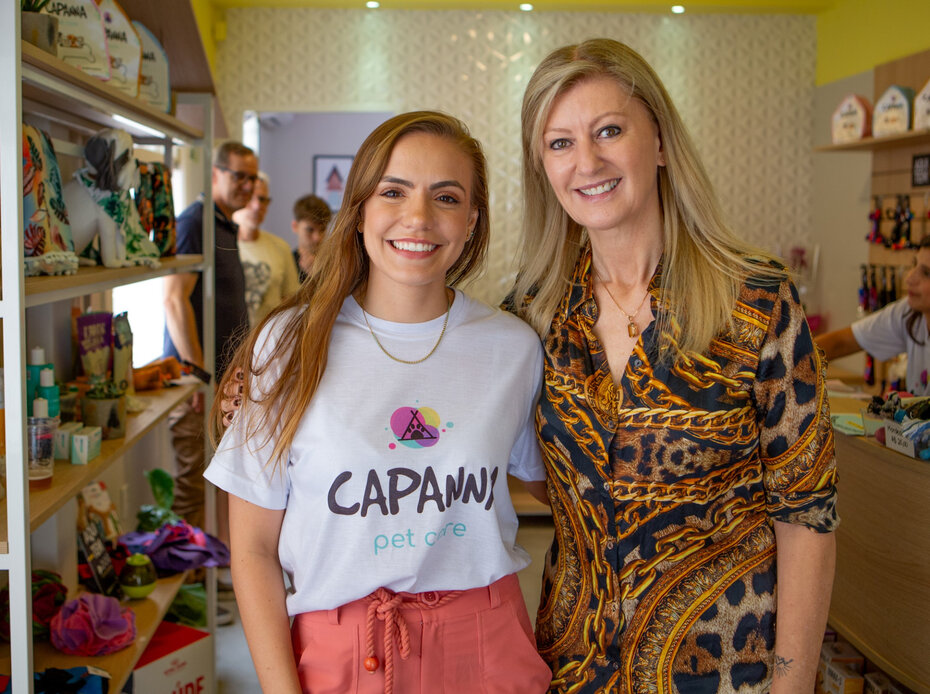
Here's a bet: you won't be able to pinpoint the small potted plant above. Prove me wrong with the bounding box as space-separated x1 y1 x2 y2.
82 379 127 440
21 1 58 57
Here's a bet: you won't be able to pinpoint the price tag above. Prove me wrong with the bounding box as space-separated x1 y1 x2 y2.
883 420 916 457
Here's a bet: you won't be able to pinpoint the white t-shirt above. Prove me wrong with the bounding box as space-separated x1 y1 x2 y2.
204 290 546 615
852 298 930 394
238 230 300 327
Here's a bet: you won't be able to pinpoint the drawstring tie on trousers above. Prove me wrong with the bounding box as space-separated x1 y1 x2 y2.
363 587 462 694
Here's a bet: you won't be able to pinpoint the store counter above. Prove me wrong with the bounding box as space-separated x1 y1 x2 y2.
828 394 930 693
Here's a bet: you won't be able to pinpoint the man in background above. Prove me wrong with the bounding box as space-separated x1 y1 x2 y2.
233 172 299 327
163 141 255 623
291 194 331 282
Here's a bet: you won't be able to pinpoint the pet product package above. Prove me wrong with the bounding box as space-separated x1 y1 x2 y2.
111 313 133 394
40 0 111 80
131 21 171 113
94 0 142 99
873 85 915 137
76 312 112 382
78 482 123 544
71 426 102 465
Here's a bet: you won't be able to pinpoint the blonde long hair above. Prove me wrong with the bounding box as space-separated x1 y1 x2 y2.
211 112 491 464
512 38 784 357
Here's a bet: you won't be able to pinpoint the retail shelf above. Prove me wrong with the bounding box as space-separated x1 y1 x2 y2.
25 255 204 308
0 380 199 554
20 41 202 143
815 128 930 153
0 572 190 693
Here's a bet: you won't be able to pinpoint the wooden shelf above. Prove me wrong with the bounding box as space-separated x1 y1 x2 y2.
0 380 200 554
20 41 203 143
815 128 930 153
23 255 204 308
0 572 190 693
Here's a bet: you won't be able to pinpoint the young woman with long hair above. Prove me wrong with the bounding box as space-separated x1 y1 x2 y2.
206 111 551 694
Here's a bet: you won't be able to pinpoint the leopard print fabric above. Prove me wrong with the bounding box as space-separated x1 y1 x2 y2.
532 246 838 693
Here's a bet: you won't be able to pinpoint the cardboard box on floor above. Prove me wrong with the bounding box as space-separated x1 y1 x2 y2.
864 671 908 694
823 661 865 694
121 621 213 693
816 641 865 694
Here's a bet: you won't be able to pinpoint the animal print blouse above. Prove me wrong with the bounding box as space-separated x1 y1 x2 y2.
531 245 838 694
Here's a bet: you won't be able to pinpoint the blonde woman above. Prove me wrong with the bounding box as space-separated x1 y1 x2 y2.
508 39 838 693
207 112 551 694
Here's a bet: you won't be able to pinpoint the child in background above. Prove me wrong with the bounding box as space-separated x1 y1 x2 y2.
291 194 331 282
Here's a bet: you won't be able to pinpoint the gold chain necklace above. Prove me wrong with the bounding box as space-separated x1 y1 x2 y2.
595 270 651 338
360 293 452 364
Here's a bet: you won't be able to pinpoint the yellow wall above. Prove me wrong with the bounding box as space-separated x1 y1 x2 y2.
191 0 219 78
193 0 930 88
817 0 930 84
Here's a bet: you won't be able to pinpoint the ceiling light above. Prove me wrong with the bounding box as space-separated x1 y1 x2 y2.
671 5 685 13
367 1 379 7
112 114 166 138
520 3 533 10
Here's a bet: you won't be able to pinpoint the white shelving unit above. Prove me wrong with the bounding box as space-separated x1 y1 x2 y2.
1 6 218 692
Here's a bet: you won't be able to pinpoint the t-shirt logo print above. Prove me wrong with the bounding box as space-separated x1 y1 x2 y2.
390 406 444 449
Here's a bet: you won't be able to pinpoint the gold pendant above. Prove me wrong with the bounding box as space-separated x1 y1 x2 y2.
628 320 638 338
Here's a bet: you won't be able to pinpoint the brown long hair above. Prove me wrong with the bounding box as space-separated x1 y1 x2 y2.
511 38 784 358
211 111 491 466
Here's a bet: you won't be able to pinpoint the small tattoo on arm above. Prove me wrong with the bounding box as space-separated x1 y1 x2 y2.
773 654 794 677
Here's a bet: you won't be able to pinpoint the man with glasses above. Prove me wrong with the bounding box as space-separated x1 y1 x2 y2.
233 172 299 327
162 141 256 624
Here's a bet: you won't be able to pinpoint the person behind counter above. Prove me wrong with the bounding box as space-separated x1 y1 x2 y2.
818 235 930 395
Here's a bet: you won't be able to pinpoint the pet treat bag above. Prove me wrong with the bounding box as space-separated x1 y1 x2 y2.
111 313 133 394
76 312 112 382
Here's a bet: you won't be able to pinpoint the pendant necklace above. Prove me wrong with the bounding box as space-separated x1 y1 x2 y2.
360 292 451 364
595 270 650 338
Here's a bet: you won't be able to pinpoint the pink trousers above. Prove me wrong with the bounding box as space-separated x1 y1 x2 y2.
291 573 552 694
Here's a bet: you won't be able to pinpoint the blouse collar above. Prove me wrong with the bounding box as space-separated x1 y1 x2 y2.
558 242 665 326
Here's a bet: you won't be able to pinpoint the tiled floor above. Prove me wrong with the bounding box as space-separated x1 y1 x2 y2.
214 516 555 692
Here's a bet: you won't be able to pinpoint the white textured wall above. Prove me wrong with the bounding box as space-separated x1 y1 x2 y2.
216 9 816 304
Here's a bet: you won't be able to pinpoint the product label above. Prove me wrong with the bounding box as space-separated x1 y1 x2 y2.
883 420 916 457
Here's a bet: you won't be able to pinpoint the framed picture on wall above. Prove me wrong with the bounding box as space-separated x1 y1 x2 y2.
313 155 354 211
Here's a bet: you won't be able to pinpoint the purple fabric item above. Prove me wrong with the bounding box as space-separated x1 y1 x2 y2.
120 520 229 572
50 593 135 656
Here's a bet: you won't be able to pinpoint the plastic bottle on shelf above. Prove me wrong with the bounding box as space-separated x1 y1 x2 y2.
38 367 60 418
25 346 52 417
27 397 56 490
